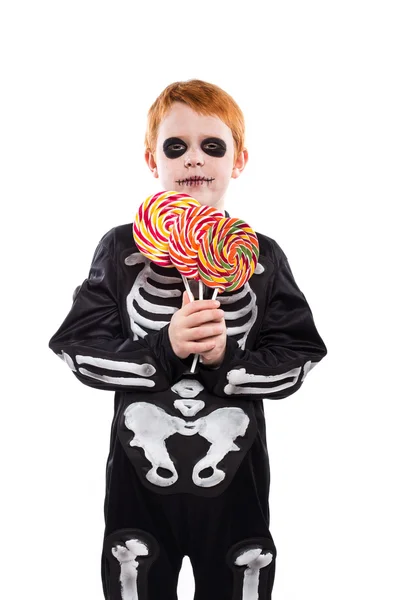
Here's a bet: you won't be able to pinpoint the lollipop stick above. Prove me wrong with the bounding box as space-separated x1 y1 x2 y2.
190 284 219 373
190 354 199 372
190 280 204 372
182 275 195 302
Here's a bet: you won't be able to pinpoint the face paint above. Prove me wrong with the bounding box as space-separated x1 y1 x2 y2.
152 103 242 212
202 137 227 157
163 137 227 159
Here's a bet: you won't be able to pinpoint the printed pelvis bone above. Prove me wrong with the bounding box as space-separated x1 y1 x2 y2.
124 402 249 488
111 537 149 600
232 546 274 600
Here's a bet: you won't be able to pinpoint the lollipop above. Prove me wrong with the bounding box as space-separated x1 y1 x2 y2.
133 191 201 267
169 205 224 281
168 204 225 372
180 215 258 373
197 217 259 295
186 217 259 372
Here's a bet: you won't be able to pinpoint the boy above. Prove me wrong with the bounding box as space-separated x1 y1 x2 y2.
49 79 327 600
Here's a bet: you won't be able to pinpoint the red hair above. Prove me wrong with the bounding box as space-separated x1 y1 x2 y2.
144 79 246 163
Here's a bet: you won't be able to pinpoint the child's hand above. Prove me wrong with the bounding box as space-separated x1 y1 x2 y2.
198 321 227 368
168 291 225 360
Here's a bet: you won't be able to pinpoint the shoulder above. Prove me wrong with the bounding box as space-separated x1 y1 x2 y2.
94 222 136 254
255 230 287 266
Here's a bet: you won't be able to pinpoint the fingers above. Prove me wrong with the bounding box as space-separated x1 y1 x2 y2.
169 333 219 359
169 295 225 360
185 338 218 354
199 344 217 355
184 321 225 342
185 308 224 329
181 299 221 316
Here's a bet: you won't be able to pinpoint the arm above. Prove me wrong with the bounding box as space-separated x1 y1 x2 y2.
198 241 328 399
48 228 189 392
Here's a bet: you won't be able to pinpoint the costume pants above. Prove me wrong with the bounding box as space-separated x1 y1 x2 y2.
101 424 276 600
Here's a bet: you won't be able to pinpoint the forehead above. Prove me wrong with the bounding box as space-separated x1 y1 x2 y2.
157 102 233 142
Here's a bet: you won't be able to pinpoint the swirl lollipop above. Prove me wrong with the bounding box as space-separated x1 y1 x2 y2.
169 204 224 282
185 217 259 372
133 191 201 267
197 217 259 295
168 205 224 372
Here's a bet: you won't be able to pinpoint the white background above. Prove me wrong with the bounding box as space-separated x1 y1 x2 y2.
1 1 399 598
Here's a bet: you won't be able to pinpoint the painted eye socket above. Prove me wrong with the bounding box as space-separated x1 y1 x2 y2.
163 138 187 158
202 138 226 157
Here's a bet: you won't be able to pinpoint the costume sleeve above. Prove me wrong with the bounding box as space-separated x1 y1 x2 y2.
198 241 328 399
48 228 189 392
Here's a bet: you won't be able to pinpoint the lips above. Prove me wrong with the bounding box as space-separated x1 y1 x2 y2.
176 176 215 186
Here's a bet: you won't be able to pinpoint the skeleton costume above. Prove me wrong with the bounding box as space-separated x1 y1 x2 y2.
49 218 327 600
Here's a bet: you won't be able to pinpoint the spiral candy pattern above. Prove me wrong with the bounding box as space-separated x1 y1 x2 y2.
169 205 224 279
197 217 259 293
133 191 201 266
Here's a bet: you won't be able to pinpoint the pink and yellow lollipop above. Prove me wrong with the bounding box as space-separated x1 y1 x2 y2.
133 191 201 267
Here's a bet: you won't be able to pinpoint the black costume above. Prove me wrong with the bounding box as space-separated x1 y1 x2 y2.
49 221 327 600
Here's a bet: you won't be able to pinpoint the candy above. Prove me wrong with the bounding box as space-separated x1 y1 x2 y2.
197 217 259 293
168 211 259 373
133 191 201 266
133 192 259 373
169 205 224 279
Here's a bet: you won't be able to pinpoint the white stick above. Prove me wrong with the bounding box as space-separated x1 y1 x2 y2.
190 285 219 373
190 280 203 372
190 353 200 372
182 275 195 302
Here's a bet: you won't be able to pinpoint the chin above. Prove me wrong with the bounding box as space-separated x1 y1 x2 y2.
196 197 223 211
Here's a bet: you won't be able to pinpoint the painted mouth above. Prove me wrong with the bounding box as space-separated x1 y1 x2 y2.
176 176 215 186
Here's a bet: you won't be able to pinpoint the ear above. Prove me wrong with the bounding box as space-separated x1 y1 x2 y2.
144 149 159 179
232 148 248 179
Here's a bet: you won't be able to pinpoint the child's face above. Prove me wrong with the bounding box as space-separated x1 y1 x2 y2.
145 102 247 212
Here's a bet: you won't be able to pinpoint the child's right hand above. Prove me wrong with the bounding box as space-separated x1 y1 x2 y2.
168 291 225 359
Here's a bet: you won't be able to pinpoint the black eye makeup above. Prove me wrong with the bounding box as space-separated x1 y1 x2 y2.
162 137 227 159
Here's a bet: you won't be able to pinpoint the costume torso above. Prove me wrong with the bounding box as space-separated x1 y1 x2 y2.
108 223 273 497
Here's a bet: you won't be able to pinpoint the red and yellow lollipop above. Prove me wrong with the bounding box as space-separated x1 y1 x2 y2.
168 205 224 280
133 191 201 267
